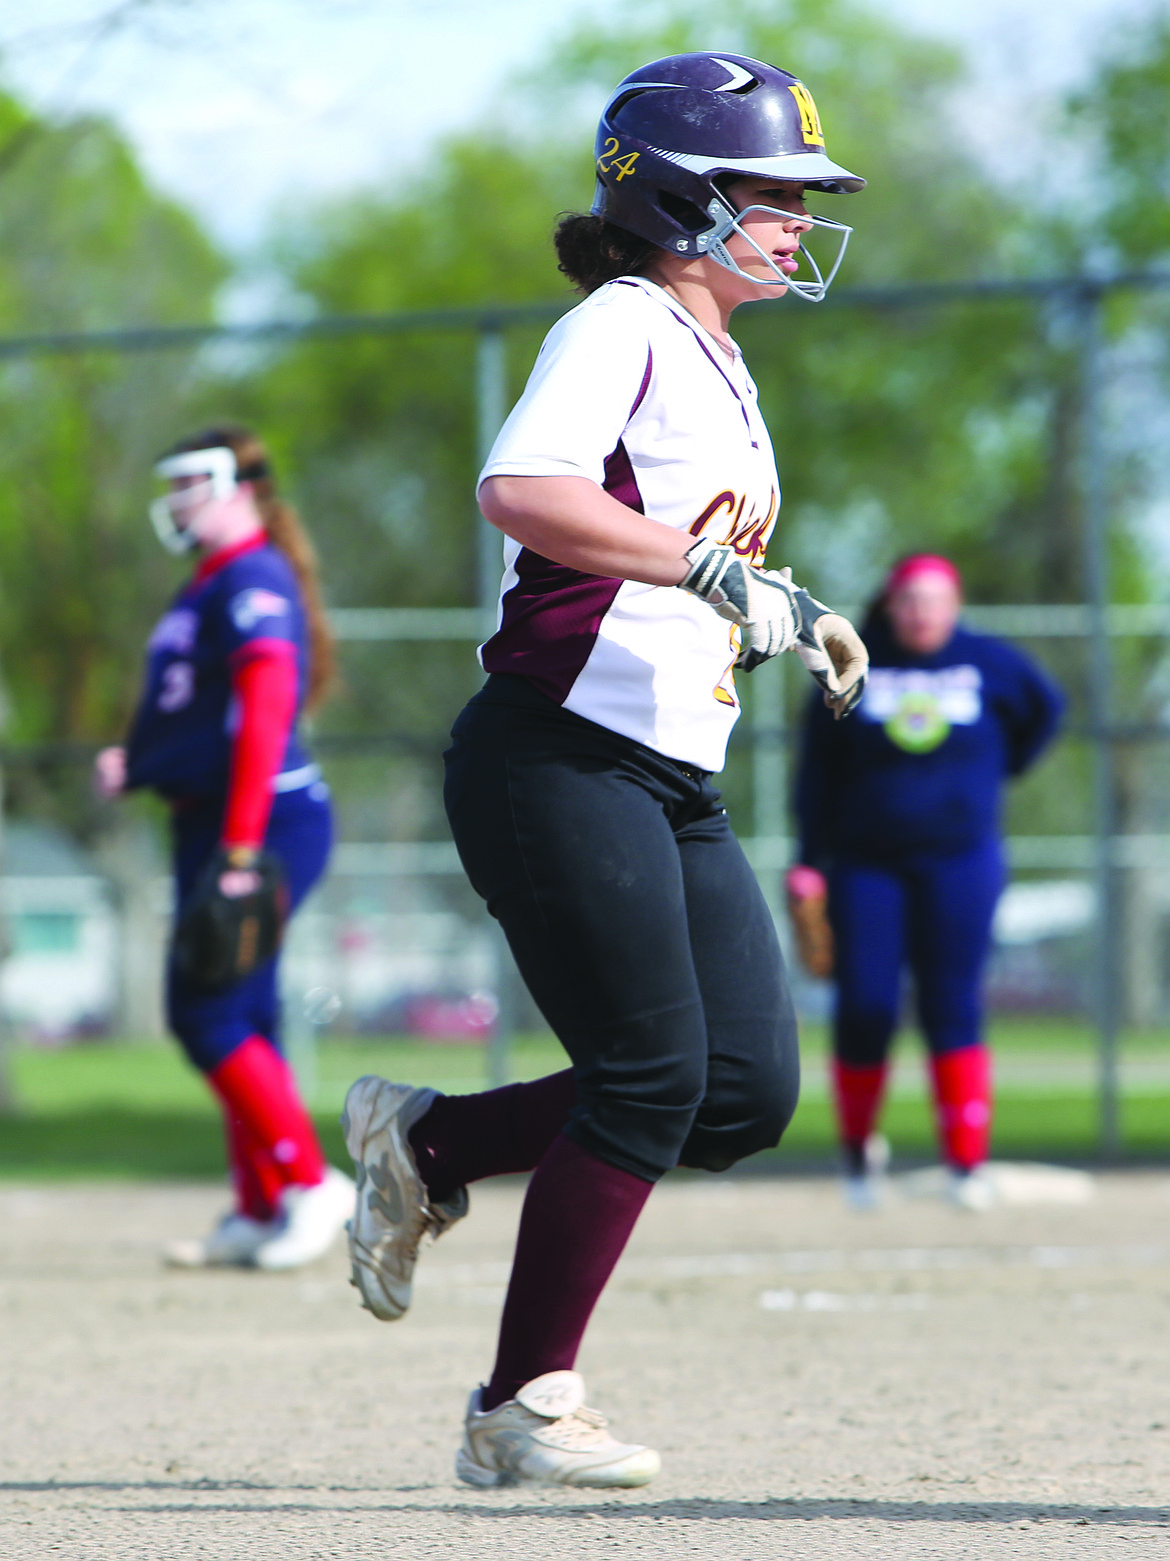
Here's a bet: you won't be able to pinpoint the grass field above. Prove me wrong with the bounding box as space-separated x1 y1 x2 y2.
0 1017 1166 1179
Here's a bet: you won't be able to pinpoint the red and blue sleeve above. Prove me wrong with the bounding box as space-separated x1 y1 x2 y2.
222 640 298 849
217 565 304 849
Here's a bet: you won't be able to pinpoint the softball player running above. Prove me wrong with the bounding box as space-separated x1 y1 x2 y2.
343 52 868 1488
95 425 352 1269
790 554 1065 1210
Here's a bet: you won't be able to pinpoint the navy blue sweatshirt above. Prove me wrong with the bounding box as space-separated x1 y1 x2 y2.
795 620 1065 866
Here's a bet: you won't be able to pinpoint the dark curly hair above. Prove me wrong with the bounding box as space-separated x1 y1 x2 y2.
554 213 659 294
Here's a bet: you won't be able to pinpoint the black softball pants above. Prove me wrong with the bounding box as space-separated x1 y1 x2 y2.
443 674 800 1183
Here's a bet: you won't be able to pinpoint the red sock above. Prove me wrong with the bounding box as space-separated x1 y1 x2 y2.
209 1035 326 1192
224 1111 284 1221
831 1059 889 1149
482 1133 653 1412
408 1069 576 1203
929 1045 992 1171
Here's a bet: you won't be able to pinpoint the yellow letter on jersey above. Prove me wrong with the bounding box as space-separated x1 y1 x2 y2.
788 82 825 146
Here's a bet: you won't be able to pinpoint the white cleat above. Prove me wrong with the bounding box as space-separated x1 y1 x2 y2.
949 1164 997 1212
456 1371 660 1490
843 1173 882 1212
864 1133 891 1175
841 1133 891 1212
162 1211 278 1269
341 1075 468 1320
253 1166 356 1270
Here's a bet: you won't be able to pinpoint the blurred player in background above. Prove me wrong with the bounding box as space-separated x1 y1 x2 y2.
342 52 868 1489
789 554 1064 1210
94 425 352 1269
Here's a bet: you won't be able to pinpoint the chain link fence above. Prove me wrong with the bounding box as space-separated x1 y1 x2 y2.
2 273 1170 1154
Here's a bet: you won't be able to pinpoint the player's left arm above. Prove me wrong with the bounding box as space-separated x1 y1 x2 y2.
221 642 298 857
999 645 1066 776
793 689 840 868
217 571 302 886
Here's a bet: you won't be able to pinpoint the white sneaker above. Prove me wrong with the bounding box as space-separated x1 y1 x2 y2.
341 1075 468 1320
841 1133 891 1212
253 1166 355 1270
456 1371 660 1489
864 1133 891 1175
949 1164 997 1212
163 1211 278 1268
843 1173 881 1211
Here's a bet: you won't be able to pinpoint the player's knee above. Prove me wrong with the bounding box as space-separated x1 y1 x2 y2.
734 1068 800 1160
924 1025 983 1059
572 1049 707 1179
657 1047 710 1112
586 1051 707 1127
167 999 248 1076
679 1053 799 1172
835 1005 897 1067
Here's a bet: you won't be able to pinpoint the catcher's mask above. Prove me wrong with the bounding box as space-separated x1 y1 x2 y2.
149 446 239 554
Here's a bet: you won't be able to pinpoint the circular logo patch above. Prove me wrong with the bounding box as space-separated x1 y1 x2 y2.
885 692 950 753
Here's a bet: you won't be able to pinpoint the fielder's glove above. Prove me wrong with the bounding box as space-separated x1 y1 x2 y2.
173 846 288 991
792 589 868 719
679 540 801 672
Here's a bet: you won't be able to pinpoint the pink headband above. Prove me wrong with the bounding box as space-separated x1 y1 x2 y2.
884 554 962 596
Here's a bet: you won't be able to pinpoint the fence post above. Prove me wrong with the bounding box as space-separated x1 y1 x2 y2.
0 762 16 1115
1079 280 1121 1158
475 323 516 1088
752 661 787 926
476 324 507 636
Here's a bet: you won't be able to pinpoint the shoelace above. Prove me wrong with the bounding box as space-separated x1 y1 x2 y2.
542 1406 611 1449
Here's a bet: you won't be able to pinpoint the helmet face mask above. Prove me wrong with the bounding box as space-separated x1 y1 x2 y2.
702 196 853 303
149 447 238 554
591 52 864 302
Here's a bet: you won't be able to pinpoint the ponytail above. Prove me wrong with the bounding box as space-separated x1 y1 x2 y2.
255 494 336 711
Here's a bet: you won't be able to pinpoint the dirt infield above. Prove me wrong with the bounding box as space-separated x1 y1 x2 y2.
1 1172 1168 1558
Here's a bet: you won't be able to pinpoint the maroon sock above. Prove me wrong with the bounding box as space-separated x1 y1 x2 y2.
408 1069 576 1203
481 1133 654 1412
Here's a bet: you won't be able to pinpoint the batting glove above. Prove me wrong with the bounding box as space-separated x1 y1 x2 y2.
679 540 801 672
792 588 868 718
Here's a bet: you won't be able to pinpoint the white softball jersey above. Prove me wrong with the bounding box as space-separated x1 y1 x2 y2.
478 275 781 773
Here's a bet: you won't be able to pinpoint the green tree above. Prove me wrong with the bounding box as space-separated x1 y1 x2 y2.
1068 11 1170 266
254 0 1105 623
0 92 227 771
